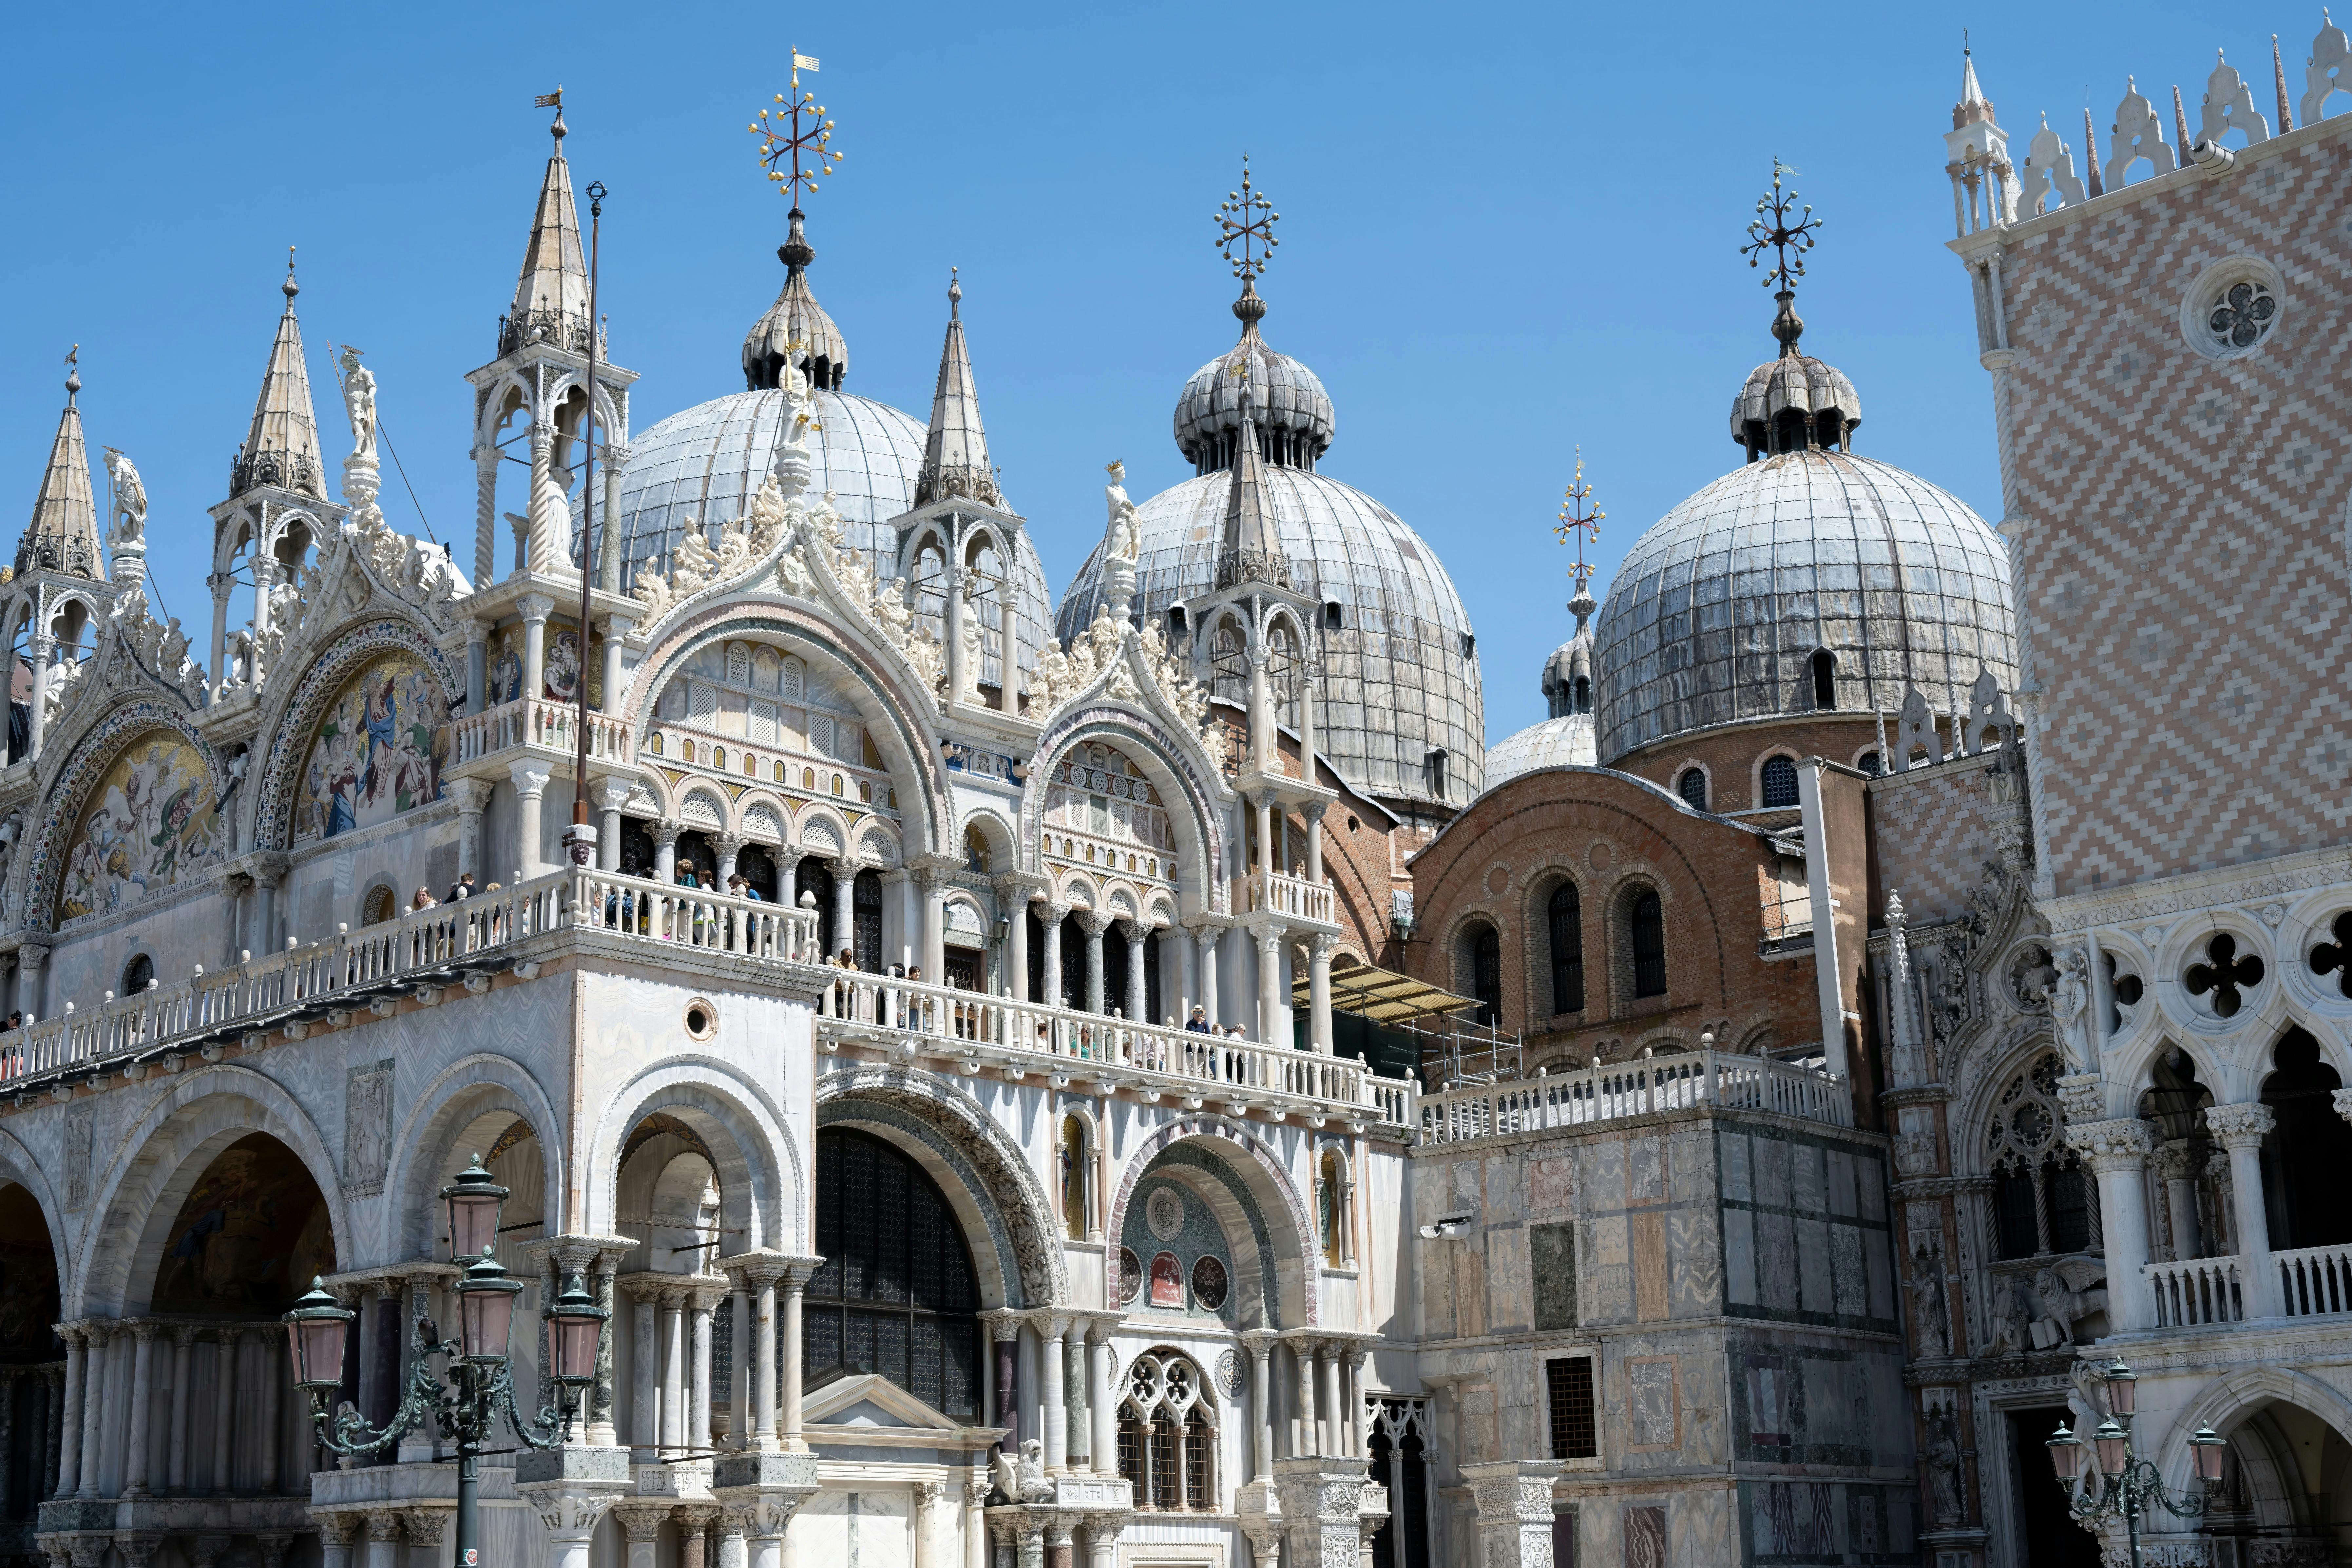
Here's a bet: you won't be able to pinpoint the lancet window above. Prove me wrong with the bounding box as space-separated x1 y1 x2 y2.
1986 1052 2096 1260
1117 1351 1216 1511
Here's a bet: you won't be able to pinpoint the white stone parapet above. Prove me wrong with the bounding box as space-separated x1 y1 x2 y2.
1417 1049 1852 1141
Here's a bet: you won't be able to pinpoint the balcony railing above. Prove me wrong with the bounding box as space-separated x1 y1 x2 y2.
572 871 819 960
812 970 1412 1128
2277 1243 2352 1319
452 698 634 768
1418 1050 1852 1142
1250 868 1334 925
2144 1255 2246 1327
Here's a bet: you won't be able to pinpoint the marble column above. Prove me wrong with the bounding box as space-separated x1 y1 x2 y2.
2209 1103 2278 1317
54 1329 83 1500
1081 914 1108 1015
256 1328 282 1493
601 614 634 707
654 821 680 887
75 1324 107 1498
1459 1460 1568 1568
2155 1139 2203 1260
167 1327 196 1493
1302 799 1326 884
1062 1319 1089 1474
597 779 631 873
1123 924 1148 1024
781 1263 813 1452
472 444 501 587
448 778 491 883
613 1506 668 1568
963 1470 991 1568
629 1279 660 1464
1193 926 1220 1029
519 592 555 700
1039 1316 1069 1474
510 759 554 880
1089 1324 1118 1484
211 1329 239 1490
991 1315 1022 1452
1308 932 1335 1054
921 867 947 983
1243 1332 1275 1478
832 858 858 967
690 1285 717 1455
361 1510 402 1568
753 1267 780 1451
1257 926 1289 1045
1290 1338 1316 1459
716 834 744 888
318 1513 361 1568
675 1505 721 1568
728 1273 752 1449
1040 903 1068 1012
660 1287 688 1458
466 619 489 714
1004 887 1032 1001
23 635 49 763
2066 1120 2156 1331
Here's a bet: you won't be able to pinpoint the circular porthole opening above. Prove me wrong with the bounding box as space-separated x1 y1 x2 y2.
684 1000 717 1040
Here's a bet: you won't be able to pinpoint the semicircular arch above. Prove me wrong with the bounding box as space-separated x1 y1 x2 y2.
1105 1116 1315 1327
24 698 229 934
585 1058 804 1256
248 617 462 852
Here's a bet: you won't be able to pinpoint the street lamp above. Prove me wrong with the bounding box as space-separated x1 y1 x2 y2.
2044 1359 2226 1568
285 1156 606 1568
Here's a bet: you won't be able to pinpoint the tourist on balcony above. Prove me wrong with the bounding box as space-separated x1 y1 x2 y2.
1186 1006 1212 1034
413 886 437 911
446 871 475 902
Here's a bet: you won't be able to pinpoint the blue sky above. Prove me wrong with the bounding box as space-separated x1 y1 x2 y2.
0 1 2294 743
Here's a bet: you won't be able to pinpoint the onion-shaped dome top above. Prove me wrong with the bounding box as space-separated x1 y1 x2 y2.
1172 291 1334 474
1483 713 1597 790
1058 465 1483 812
1591 449 2016 765
611 387 1053 678
742 209 848 394
1732 354 1862 459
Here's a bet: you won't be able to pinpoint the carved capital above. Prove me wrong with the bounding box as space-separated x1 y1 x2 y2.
516 592 558 624
313 1519 361 1551
2204 1101 2275 1150
2333 1087 2352 1126
611 1505 671 1544
399 1509 451 1548
2063 1118 2153 1170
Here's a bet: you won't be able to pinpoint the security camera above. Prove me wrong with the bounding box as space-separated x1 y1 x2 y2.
1418 1209 1476 1240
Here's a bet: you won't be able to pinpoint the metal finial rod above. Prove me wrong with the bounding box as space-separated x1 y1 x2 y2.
1740 160 1821 356
752 48 842 203
1216 154 1281 286
1554 448 1603 586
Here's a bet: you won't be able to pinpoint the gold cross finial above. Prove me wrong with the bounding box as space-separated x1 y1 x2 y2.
1216 155 1279 284
752 50 842 202
1554 448 1602 586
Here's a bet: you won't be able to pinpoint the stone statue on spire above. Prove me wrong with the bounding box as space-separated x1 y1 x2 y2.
102 449 146 546
337 345 379 466
1103 461 1139 563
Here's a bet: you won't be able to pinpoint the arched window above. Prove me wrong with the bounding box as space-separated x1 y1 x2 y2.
1987 1053 2093 1259
1572 676 1591 715
121 953 155 995
1677 768 1708 811
1857 751 1883 778
1628 890 1667 998
1059 1115 1090 1242
1466 925 1502 1026
807 1128 983 1418
1119 1352 1216 1511
1546 883 1584 1015
1760 755 1799 809
1317 1148 1353 1267
2261 1029 2352 1253
362 884 398 927
1809 649 1837 710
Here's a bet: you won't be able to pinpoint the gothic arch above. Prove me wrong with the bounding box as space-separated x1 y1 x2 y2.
586 1059 805 1256
815 1066 1067 1310
75 1068 350 1318
246 616 462 853
1105 1116 1317 1327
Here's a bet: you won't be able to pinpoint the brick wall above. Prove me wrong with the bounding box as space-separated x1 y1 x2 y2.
1616 716 1889 814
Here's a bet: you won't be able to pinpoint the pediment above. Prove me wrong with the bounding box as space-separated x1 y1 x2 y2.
801 1371 959 1432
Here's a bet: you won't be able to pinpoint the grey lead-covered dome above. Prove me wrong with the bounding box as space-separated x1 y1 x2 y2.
1592 449 2016 764
1058 466 1484 812
612 387 1053 678
1172 312 1334 474
1484 714 1597 789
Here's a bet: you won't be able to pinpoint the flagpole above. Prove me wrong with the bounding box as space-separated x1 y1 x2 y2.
568 177 605 866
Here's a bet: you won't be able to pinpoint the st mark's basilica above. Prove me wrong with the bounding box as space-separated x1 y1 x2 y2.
0 19 2345 1568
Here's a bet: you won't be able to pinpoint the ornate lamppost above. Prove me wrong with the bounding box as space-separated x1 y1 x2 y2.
2045 1358 2228 1568
284 1157 611 1568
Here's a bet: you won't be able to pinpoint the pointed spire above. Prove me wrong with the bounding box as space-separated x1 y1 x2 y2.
2274 35 2296 131
1215 387 1290 591
231 251 325 500
2172 83 2194 156
18 349 104 580
2082 107 2106 196
503 99 592 354
914 269 1000 509
742 207 848 393
1955 32 1993 125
